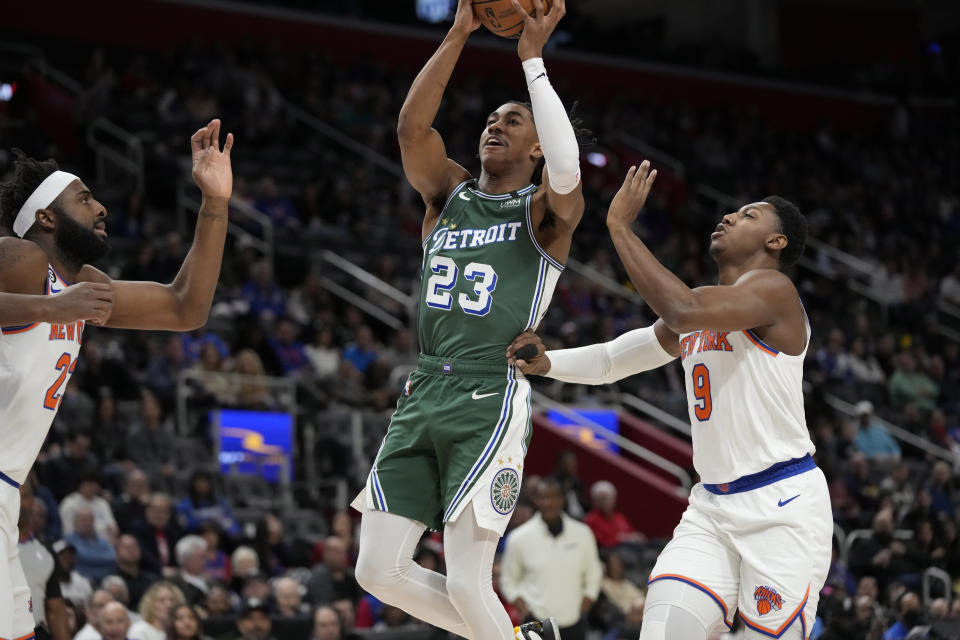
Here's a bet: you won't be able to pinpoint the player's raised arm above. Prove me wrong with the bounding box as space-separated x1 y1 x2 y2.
513 0 584 229
0 285 113 327
606 163 799 336
78 119 234 331
397 0 476 210
506 320 678 383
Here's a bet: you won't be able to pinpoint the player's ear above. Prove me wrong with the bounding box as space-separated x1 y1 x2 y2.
34 208 57 233
767 233 787 251
530 142 543 162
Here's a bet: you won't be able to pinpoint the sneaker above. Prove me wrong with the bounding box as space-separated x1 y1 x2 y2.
514 617 560 640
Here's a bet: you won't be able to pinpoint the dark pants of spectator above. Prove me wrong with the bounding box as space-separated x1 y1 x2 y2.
559 619 587 640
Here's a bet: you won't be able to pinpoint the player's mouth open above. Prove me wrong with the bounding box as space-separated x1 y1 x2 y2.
484 137 505 148
94 222 107 238
711 224 725 238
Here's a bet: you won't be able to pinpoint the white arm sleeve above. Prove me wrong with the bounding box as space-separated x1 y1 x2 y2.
545 325 676 385
522 58 580 195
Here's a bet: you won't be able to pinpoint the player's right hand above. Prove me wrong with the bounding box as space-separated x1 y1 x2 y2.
49 282 114 326
506 330 551 375
451 0 481 35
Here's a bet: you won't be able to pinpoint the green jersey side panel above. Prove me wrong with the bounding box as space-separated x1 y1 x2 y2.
418 180 563 362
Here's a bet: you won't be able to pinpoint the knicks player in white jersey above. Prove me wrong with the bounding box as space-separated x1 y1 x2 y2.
0 119 233 640
508 162 832 640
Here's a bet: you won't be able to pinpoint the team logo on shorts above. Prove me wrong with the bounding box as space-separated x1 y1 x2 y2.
490 468 520 515
753 585 783 616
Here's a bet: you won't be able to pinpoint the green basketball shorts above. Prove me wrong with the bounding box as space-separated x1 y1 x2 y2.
351 354 533 534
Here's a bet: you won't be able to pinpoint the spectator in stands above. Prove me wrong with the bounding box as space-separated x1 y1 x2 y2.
306 535 360 605
851 401 902 463
43 430 98 501
129 582 185 640
60 470 119 540
255 176 300 227
817 328 853 383
188 341 234 405
145 335 189 404
241 261 286 322
884 591 922 640
175 470 241 538
269 318 310 375
68 506 117 583
182 326 231 363
596 550 644 629
501 477 602 640
114 534 159 609
74 589 115 640
98 601 132 640
127 390 176 485
850 508 905 590
584 480 646 548
311 604 342 640
272 576 308 618
206 584 234 616
312 510 358 567
100 575 141 624
304 324 341 379
341 325 379 376
845 338 887 389
230 546 261 593
234 598 279 640
27 471 63 541
170 535 211 606
601 595 645 640
233 349 274 410
880 463 916 522
200 522 231 583
940 263 960 307
927 461 956 518
113 469 151 534
888 352 939 411
132 493 181 575
554 450 588 519
373 604 424 633
332 598 365 637
253 513 300 576
821 593 883 640
843 453 882 527
287 273 334 328
18 483 69 640
54 539 93 607
902 487 936 530
167 604 210 640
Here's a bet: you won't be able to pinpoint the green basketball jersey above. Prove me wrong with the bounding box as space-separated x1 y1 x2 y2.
418 179 564 361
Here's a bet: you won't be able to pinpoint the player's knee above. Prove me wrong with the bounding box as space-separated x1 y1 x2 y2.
444 569 477 612
355 545 405 596
639 604 708 640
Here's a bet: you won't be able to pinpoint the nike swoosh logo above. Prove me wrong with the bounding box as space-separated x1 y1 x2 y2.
778 494 800 507
472 390 499 400
459 192 471 201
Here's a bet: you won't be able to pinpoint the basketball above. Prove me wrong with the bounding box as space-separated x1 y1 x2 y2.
757 599 771 615
473 0 554 39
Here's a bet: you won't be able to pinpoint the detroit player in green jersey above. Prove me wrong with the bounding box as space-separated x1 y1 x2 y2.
350 2 583 639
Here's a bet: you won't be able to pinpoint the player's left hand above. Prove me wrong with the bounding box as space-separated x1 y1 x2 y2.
606 160 657 229
191 118 235 202
511 0 566 61
506 330 550 375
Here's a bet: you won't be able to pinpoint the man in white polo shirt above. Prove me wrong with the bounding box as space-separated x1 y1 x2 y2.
500 476 602 640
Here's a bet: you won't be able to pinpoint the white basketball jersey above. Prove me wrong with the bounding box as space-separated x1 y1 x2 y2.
0 266 84 484
679 317 814 484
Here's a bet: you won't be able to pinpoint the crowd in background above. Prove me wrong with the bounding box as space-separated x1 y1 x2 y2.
1 15 959 640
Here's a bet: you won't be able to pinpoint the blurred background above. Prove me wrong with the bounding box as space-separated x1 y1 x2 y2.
2 1 959 639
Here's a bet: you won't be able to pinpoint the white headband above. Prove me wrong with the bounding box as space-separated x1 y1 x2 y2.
13 170 79 238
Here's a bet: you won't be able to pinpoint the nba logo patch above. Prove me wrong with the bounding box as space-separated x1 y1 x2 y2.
443 362 453 374
753 586 783 616
403 379 412 396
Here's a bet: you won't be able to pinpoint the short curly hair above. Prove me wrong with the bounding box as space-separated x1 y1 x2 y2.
0 149 59 234
763 195 807 270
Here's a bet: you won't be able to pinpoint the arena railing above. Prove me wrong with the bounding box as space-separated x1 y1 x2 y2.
86 117 144 201
618 392 692 438
923 568 952 606
842 528 914 565
176 179 275 267
316 249 416 332
532 390 692 493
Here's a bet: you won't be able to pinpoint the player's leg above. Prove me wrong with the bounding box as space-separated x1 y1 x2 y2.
1 484 34 640
735 468 833 640
355 509 472 637
640 487 740 640
443 504 515 640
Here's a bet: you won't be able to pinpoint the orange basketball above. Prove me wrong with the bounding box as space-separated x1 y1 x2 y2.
473 0 554 39
757 599 771 615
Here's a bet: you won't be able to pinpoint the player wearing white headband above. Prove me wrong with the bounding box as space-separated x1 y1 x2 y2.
0 119 234 640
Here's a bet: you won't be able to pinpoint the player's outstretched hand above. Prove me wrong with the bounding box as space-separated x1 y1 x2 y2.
49 282 113 326
451 0 481 35
511 0 566 61
607 160 657 229
506 330 551 375
191 118 234 202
